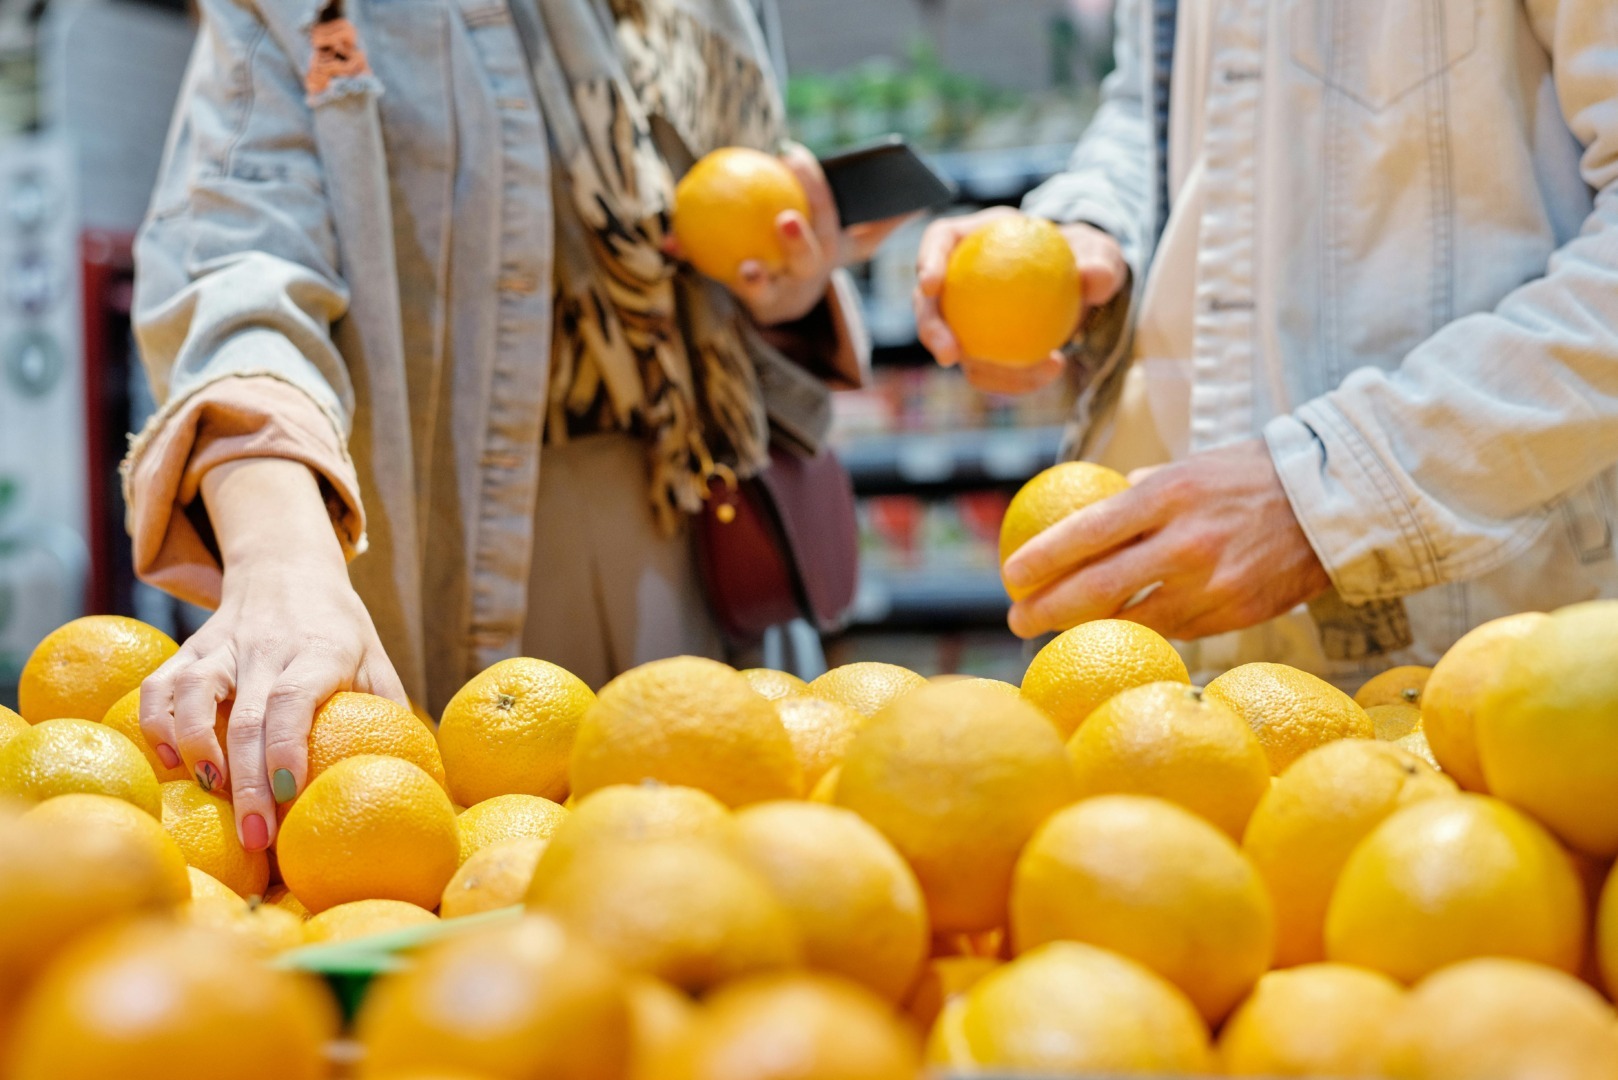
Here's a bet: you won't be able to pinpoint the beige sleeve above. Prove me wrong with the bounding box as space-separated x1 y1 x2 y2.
121 375 365 609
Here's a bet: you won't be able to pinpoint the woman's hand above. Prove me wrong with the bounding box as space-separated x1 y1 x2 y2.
679 143 910 327
913 208 1128 395
138 458 403 852
1001 440 1333 640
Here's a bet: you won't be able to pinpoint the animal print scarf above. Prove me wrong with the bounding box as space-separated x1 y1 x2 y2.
523 0 784 531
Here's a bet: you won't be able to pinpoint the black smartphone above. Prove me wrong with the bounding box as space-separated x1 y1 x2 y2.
819 135 958 226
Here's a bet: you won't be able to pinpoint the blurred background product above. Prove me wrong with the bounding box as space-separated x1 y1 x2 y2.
0 0 1114 704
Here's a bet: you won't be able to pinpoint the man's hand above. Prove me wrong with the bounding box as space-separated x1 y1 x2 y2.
914 208 1127 394
1002 440 1332 640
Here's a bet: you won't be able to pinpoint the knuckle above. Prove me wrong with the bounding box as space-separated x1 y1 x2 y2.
266 681 319 715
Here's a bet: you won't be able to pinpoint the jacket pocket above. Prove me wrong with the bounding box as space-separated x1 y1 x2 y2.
1288 0 1478 111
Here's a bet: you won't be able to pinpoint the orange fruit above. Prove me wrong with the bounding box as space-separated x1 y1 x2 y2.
732 800 929 1003
1067 681 1270 840
1475 600 1618 857
101 688 228 784
807 764 840 804
534 782 735 885
570 657 801 807
1366 703 1423 741
1384 958 1618 1080
665 973 921 1080
1354 665 1432 709
673 148 810 286
181 869 305 954
528 838 801 992
1242 740 1456 967
1393 729 1441 769
456 793 568 866
1217 963 1404 1076
438 657 595 806
1 794 189 989
306 690 446 790
1205 662 1374 774
835 682 1079 933
1602 860 1618 998
0 717 161 815
807 662 927 719
441 837 549 919
1010 794 1274 1023
939 213 1083 367
771 696 863 790
0 705 27 749
159 779 269 898
905 956 1000 1031
625 976 698 1080
358 914 630 1079
926 941 1211 1074
276 754 459 913
740 668 808 701
264 884 312 921
6 917 334 1080
304 898 438 944
1421 611 1548 791
17 615 177 725
1020 619 1190 737
1326 793 1586 983
998 463 1131 601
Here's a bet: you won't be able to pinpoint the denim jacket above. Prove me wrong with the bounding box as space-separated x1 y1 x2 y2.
125 0 864 709
1026 0 1618 676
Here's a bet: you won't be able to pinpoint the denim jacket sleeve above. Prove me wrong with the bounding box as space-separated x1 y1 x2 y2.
1266 0 1618 604
1021 0 1154 279
130 0 356 475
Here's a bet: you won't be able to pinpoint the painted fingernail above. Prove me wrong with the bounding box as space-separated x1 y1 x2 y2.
241 813 269 852
195 761 223 793
155 744 180 769
272 768 298 804
781 217 804 239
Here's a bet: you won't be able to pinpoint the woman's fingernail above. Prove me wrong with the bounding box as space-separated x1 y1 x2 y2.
241 813 269 852
155 744 180 769
781 217 804 239
272 769 298 804
195 761 223 793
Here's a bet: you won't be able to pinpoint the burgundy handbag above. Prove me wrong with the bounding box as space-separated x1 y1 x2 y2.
695 445 860 644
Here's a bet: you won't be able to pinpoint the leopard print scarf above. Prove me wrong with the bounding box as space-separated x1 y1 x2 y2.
529 0 783 531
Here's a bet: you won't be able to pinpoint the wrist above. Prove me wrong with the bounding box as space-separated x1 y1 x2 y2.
202 458 348 575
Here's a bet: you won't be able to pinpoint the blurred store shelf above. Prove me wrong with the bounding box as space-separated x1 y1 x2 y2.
851 567 1009 628
925 143 1074 202
839 425 1065 493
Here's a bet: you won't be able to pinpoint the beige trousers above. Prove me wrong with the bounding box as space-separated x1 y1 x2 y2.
522 434 725 690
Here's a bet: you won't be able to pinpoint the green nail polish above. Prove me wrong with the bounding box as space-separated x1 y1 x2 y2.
272 769 297 804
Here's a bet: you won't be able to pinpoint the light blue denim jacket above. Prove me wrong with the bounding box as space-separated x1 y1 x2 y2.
1027 0 1618 674
128 0 821 709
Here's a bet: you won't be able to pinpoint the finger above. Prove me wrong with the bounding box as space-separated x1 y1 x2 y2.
356 645 408 709
1079 257 1127 308
915 289 962 367
1002 486 1167 595
171 651 236 793
779 143 840 237
661 235 684 259
1007 537 1174 638
138 646 195 773
1115 580 1219 640
733 260 774 307
1127 464 1167 485
260 654 345 819
776 210 825 282
225 659 278 851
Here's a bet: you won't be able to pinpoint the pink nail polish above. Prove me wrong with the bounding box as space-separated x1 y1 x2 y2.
155 744 180 769
782 218 804 239
241 813 269 852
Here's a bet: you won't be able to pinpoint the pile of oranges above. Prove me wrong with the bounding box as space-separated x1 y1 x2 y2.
3 587 1618 1078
